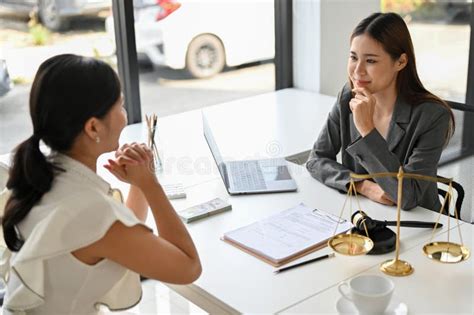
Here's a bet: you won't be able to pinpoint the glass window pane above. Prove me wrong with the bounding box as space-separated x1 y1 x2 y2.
381 0 471 159
382 0 470 102
108 0 275 119
0 2 114 154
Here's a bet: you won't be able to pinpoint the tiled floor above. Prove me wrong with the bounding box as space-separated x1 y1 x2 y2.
102 280 208 315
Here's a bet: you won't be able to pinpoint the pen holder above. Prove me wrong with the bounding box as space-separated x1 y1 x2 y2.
151 136 163 173
146 114 163 173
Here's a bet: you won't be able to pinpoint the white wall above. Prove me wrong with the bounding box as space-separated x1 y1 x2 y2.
293 0 380 96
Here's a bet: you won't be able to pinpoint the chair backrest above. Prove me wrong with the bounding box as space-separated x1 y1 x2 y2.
439 102 473 165
437 175 464 220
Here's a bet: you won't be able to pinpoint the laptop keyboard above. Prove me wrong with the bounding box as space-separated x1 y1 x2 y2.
228 161 267 191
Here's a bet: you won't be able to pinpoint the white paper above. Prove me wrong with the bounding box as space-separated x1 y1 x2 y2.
224 203 351 262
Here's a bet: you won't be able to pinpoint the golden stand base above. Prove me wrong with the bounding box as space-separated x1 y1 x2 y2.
380 259 414 277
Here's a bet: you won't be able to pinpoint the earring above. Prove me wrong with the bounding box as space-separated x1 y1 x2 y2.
96 137 101 143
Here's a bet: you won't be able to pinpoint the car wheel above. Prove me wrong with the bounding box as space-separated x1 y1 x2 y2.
186 34 225 79
38 0 69 32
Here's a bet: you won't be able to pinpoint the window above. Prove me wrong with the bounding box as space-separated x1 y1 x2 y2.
110 0 275 122
381 0 474 163
0 1 114 154
382 1 471 102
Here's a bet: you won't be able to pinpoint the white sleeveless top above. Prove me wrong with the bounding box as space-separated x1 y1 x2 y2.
0 154 150 314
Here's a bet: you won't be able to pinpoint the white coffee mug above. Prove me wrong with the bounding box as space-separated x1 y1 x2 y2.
338 274 394 314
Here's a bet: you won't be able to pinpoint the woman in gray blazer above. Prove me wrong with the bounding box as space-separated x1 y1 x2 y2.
306 12 454 211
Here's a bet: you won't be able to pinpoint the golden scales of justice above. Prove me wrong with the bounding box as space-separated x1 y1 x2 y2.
328 167 470 277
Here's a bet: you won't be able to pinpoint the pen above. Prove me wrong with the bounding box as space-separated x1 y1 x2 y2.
274 253 336 274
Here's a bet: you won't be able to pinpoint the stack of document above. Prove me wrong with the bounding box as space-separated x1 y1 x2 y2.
222 203 351 267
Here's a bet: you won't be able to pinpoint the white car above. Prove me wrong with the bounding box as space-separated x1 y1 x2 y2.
106 0 274 78
0 0 111 31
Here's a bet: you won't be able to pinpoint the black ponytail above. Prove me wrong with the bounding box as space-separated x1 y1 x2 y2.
3 135 56 250
2 54 121 251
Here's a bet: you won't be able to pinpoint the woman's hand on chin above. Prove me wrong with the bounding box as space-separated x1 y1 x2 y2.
349 87 376 137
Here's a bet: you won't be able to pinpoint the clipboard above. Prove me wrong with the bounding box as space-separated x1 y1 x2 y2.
221 236 328 267
221 203 351 267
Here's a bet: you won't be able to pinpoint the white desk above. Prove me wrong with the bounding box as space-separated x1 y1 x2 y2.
110 88 335 191
1 89 471 314
129 89 471 314
203 89 335 161
160 164 463 314
280 222 473 314
111 110 217 189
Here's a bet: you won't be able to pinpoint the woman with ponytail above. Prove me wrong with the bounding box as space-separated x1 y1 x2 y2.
1 54 201 314
307 12 455 211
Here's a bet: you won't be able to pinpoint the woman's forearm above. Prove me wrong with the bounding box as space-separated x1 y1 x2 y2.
126 185 149 222
140 181 199 261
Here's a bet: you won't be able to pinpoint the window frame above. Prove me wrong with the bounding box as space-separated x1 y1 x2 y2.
438 0 474 165
112 0 289 123
111 0 142 124
275 0 293 90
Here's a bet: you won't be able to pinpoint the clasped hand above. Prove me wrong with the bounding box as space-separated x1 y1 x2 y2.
104 142 157 188
349 87 376 137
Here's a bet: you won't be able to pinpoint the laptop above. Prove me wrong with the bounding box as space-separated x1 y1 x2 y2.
202 113 297 195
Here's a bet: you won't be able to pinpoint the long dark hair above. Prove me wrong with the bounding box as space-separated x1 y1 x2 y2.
351 12 455 142
2 54 121 251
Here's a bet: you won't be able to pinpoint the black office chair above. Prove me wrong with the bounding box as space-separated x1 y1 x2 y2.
437 175 464 220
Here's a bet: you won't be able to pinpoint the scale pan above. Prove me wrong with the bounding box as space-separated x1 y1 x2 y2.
328 234 373 256
423 242 470 263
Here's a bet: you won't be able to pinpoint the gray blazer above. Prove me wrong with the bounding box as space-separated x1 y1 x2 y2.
306 84 450 211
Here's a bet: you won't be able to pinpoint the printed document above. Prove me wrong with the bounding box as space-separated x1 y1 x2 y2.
223 203 351 264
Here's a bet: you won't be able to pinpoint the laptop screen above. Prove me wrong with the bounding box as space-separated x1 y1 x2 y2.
202 112 226 175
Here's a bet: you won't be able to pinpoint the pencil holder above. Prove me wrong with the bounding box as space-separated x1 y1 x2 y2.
146 114 163 173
